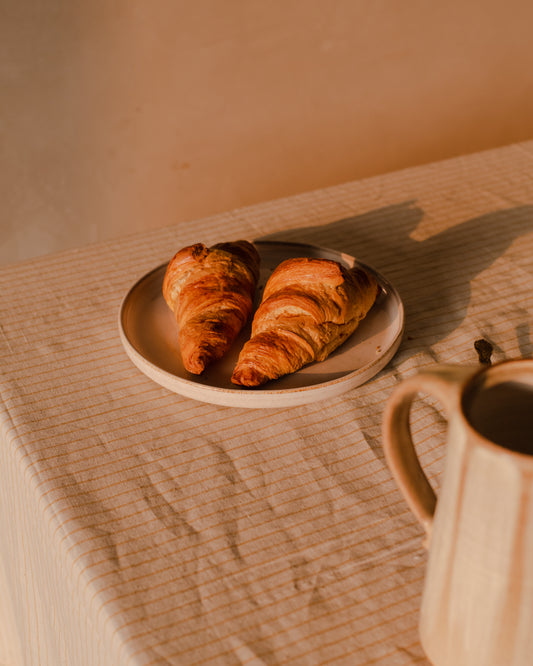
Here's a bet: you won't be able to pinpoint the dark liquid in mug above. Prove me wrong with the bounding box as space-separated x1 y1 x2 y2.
465 380 533 455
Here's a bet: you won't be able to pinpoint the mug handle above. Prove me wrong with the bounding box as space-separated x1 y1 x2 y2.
382 365 476 541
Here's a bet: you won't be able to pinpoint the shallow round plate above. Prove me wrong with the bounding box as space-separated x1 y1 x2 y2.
119 241 404 408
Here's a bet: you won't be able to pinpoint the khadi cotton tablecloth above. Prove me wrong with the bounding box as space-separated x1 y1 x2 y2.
0 142 532 665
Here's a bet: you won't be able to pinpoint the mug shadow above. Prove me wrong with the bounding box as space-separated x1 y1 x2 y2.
257 201 533 353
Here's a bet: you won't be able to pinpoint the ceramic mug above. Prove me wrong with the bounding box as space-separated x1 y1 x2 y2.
382 358 533 666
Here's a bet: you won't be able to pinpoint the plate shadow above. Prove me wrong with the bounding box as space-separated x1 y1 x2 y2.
257 201 533 354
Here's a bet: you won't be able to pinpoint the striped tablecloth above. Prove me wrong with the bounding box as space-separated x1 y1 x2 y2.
1 142 532 665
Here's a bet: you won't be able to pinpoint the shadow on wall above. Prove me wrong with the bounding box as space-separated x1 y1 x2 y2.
258 202 533 355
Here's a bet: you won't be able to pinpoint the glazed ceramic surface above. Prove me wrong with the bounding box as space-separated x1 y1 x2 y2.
383 359 533 666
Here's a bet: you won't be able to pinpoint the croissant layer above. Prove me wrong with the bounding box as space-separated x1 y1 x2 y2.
163 240 260 374
231 257 378 386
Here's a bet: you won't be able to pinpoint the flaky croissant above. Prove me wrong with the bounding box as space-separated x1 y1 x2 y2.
231 257 379 387
162 240 260 374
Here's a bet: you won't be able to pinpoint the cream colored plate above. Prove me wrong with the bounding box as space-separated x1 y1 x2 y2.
119 241 404 408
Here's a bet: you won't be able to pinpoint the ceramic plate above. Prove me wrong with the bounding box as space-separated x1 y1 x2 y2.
118 241 404 408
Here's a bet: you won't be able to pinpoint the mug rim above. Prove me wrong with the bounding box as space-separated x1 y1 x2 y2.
459 358 533 460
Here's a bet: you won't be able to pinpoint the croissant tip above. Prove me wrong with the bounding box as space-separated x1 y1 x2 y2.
231 366 270 387
183 354 208 375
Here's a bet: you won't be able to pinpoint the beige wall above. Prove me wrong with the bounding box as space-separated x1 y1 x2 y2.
2 0 533 265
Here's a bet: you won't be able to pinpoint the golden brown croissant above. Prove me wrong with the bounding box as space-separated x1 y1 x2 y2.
162 240 260 374
231 257 379 387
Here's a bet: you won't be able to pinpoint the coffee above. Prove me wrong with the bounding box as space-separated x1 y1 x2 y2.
464 380 533 455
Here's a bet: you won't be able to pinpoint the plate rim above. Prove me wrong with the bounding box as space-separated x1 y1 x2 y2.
118 240 405 407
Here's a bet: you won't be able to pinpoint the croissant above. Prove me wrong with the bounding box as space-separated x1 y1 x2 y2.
231 257 379 387
162 240 260 374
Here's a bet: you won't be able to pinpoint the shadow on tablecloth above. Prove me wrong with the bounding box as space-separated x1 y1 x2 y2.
257 201 533 359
